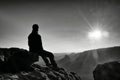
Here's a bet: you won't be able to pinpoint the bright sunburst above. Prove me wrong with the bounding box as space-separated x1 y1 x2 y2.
88 29 102 40
88 29 109 40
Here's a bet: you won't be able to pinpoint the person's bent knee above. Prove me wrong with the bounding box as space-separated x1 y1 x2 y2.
43 50 54 58
47 52 54 58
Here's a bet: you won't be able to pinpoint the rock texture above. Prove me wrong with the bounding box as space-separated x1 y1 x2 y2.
93 61 120 80
0 64 81 80
0 47 81 80
0 47 39 73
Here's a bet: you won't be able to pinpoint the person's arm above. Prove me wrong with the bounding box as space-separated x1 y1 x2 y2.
38 35 44 50
28 35 31 47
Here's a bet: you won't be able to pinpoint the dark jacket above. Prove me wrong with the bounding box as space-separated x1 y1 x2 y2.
28 31 43 52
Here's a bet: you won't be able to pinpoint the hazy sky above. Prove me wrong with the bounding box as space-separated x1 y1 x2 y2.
0 0 120 53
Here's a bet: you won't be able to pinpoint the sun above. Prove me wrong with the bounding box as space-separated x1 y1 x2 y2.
87 22 109 40
88 29 102 40
88 29 109 40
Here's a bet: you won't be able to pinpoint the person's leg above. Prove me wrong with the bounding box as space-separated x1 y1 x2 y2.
38 51 51 67
41 56 51 67
43 50 58 68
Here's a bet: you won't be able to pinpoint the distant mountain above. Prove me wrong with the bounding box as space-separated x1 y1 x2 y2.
97 46 120 63
57 46 120 80
58 55 71 70
54 53 67 61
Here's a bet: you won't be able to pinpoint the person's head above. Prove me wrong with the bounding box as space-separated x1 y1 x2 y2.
32 24 39 32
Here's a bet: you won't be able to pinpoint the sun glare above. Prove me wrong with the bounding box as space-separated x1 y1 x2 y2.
88 29 109 40
88 29 102 40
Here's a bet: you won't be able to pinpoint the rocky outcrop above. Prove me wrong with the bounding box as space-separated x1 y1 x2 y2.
93 61 120 80
0 64 81 80
0 47 81 80
0 47 39 73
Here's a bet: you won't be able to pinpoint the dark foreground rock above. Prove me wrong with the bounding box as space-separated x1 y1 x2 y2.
0 47 81 80
0 64 81 80
93 61 120 80
0 47 39 73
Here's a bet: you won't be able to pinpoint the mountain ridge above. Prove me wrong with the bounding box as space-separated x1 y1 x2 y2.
58 46 120 80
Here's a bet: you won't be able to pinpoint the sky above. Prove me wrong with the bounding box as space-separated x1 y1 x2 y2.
0 0 120 53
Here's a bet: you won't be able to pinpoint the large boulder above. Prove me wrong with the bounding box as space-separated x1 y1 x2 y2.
0 47 39 73
93 61 120 80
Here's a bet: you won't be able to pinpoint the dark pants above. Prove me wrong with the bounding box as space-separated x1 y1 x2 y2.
34 50 58 68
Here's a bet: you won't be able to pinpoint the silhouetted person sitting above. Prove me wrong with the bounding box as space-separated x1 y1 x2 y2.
28 24 58 68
